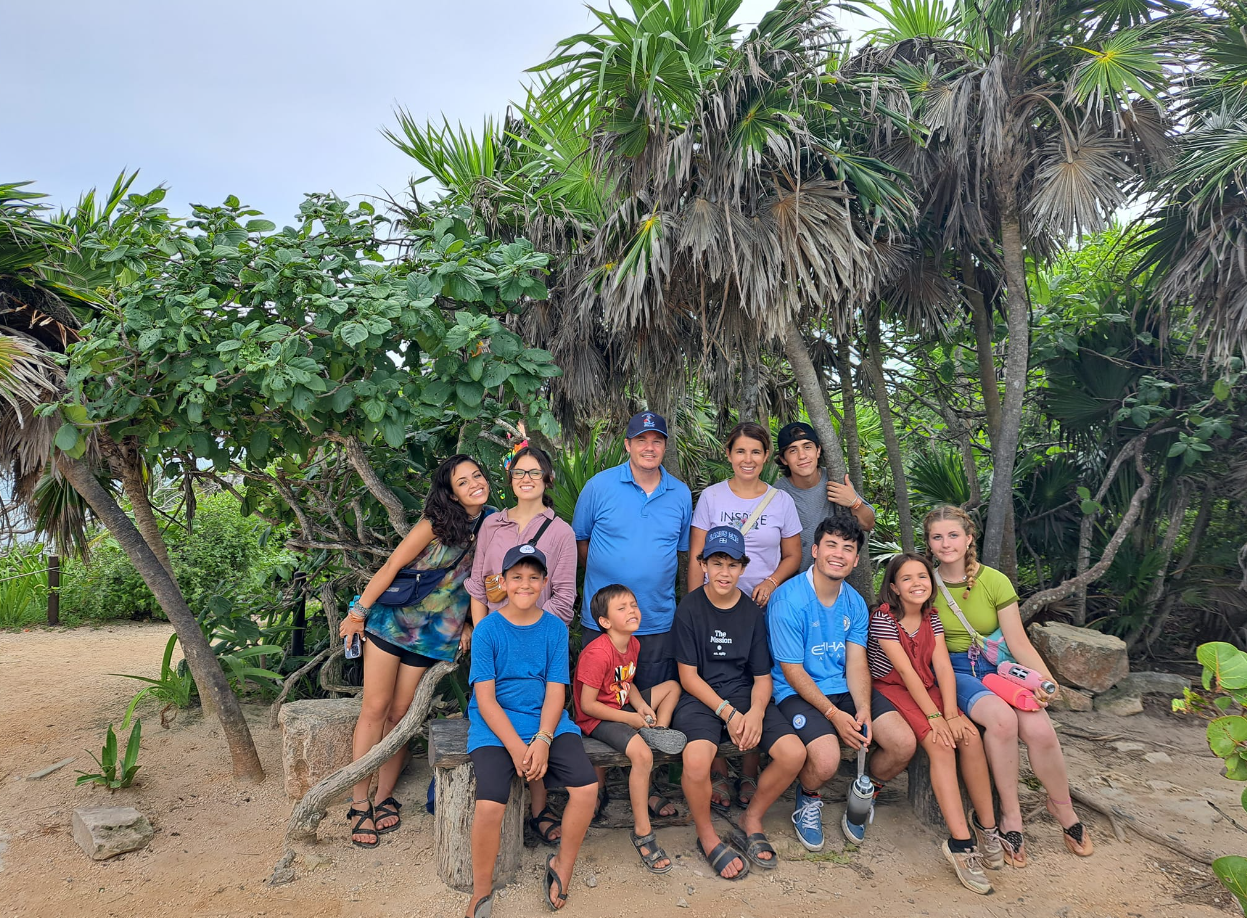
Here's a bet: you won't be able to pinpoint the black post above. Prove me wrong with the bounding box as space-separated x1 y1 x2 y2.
291 570 306 658
47 554 60 626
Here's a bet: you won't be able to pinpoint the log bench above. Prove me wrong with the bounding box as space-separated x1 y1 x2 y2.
428 717 737 892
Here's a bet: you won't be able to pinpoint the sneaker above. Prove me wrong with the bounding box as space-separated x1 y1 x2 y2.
942 841 994 895
970 810 1004 870
792 788 825 851
841 809 867 846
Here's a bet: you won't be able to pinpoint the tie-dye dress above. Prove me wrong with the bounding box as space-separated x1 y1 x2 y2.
365 510 494 662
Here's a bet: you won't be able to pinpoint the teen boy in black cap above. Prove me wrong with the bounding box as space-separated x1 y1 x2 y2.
774 422 876 572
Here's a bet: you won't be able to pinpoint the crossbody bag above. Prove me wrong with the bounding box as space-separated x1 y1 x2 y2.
377 513 486 608
933 569 1014 669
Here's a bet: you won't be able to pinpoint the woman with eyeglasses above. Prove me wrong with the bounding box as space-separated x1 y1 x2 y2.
466 444 578 845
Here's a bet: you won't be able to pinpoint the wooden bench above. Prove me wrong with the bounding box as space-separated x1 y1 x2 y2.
428 717 736 891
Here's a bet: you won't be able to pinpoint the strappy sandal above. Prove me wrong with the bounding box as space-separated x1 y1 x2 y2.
999 827 1027 868
465 894 492 918
734 774 758 808
648 792 680 819
529 804 562 847
630 829 674 874
373 796 402 834
710 771 732 816
1047 796 1094 857
346 799 379 849
730 827 778 870
697 837 749 881
544 853 569 911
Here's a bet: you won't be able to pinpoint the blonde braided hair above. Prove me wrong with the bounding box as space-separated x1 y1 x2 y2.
922 505 979 599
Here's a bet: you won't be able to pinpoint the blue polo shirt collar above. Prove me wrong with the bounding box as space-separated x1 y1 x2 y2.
619 461 670 497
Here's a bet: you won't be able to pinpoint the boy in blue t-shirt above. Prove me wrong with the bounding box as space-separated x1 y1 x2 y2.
467 544 597 916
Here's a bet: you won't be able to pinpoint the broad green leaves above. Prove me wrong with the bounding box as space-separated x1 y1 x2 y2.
1213 856 1247 916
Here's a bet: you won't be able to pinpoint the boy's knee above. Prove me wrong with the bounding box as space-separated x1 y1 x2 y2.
627 738 654 769
804 736 841 781
473 800 507 823
771 736 807 770
566 782 598 804
682 755 711 782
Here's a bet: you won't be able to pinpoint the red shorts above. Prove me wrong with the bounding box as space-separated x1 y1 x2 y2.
874 682 959 741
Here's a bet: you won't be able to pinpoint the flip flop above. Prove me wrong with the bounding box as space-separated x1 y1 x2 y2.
647 792 680 820
630 829 674 874
544 853 569 911
697 837 749 881
638 725 687 754
528 804 562 848
730 828 778 870
465 894 492 918
373 796 402 834
710 771 732 816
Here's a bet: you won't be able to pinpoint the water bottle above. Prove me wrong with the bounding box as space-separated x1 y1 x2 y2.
997 662 1057 696
845 732 875 826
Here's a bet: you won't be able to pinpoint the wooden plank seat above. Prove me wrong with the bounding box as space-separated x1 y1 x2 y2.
427 716 737 891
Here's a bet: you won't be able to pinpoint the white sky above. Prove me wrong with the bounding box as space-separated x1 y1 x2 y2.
3 0 870 222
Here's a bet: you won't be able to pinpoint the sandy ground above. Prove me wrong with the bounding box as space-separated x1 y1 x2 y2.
0 622 1242 918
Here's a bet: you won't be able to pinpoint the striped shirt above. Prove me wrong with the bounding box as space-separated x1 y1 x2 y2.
867 609 944 679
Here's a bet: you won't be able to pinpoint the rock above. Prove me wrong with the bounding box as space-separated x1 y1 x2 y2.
278 697 362 799
1112 741 1146 753
1049 684 1093 713
1094 687 1144 716
1144 751 1172 764
584 873 597 888
1029 623 1129 693
71 806 153 860
677 897 690 908
1115 671 1190 698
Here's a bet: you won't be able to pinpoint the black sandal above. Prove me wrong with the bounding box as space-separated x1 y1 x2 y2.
734 775 758 808
697 837 748 881
710 771 731 817
730 827 778 870
346 800 378 849
544 853 569 911
631 830 674 874
648 793 680 819
529 804 562 847
465 894 492 918
374 796 402 834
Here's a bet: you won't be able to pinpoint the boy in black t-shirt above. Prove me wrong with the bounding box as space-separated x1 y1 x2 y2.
672 526 807 880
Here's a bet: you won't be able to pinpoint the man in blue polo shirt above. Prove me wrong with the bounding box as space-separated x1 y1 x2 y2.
766 515 916 852
574 410 692 691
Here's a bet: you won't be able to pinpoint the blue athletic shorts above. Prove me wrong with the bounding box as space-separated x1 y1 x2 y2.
948 651 996 715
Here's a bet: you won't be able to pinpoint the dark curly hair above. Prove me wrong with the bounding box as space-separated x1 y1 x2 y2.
424 454 489 547
508 445 555 508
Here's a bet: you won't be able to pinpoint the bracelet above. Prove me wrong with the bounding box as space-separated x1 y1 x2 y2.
850 497 863 511
824 704 838 720
765 576 778 588
532 731 553 746
714 700 730 718
726 708 738 723
926 712 943 721
348 608 367 622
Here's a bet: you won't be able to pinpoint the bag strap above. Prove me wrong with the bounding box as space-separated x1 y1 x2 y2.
934 569 983 649
739 487 778 536
526 514 555 547
438 511 487 573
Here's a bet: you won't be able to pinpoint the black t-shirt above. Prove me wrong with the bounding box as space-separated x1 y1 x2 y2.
673 587 771 699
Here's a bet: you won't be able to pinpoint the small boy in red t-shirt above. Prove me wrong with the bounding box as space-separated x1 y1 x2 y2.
574 584 685 874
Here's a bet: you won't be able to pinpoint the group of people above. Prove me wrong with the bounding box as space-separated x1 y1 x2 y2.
337 412 1093 916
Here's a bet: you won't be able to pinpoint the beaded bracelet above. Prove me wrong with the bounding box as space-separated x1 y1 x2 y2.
926 712 943 721
533 731 553 746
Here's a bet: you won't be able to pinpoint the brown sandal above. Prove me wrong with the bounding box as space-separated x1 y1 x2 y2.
1048 796 1094 857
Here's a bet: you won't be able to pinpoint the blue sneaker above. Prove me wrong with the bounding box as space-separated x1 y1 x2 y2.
792 788 825 851
841 810 867 845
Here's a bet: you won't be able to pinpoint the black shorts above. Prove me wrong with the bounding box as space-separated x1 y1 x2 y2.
776 691 898 746
671 691 795 753
469 734 598 804
365 631 439 669
586 688 653 753
581 626 675 690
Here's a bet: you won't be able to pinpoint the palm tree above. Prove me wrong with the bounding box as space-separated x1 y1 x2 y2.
860 0 1194 577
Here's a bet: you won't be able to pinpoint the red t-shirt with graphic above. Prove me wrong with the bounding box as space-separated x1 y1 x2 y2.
573 632 639 734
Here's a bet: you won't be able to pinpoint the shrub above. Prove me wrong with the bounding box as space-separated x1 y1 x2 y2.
0 543 50 629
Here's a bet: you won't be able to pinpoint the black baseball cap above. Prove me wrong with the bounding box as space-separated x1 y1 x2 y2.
625 411 668 439
778 422 821 454
500 543 548 575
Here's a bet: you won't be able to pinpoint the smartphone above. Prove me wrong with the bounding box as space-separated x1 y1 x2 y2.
344 632 362 659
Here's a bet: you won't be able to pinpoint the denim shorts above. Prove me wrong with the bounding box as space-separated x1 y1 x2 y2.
948 651 996 715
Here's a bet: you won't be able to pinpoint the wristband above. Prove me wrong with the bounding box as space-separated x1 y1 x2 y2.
926 712 943 721
714 700 730 718
348 609 367 623
533 731 553 746
726 708 738 723
850 497 863 511
824 704 838 720
765 576 778 588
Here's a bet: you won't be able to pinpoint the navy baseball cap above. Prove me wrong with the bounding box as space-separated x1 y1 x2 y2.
501 543 548 574
778 422 821 453
703 525 746 560
625 411 668 439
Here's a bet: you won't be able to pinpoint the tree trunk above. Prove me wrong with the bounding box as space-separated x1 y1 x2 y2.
56 454 264 783
834 337 864 495
782 319 874 601
982 201 1028 583
1145 487 1212 649
739 356 760 424
963 253 1003 441
864 313 915 553
117 449 175 580
1127 481 1194 650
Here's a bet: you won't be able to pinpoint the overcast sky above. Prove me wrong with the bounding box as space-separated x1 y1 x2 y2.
3 1 870 223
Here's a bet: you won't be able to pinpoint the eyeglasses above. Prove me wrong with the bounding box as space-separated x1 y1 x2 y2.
509 468 545 481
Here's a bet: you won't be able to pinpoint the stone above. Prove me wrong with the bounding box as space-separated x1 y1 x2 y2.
1029 623 1129 693
278 697 362 799
584 873 597 888
1115 671 1190 698
71 806 153 860
1143 751 1172 765
677 897 690 908
1112 741 1146 753
1094 687 1144 716
1049 684 1093 713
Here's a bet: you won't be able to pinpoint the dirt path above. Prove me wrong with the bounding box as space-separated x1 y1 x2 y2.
0 623 1240 917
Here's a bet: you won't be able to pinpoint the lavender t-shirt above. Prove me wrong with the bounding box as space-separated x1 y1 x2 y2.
691 481 802 594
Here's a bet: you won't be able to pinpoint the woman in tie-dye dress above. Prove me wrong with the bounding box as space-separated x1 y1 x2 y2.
338 454 495 848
